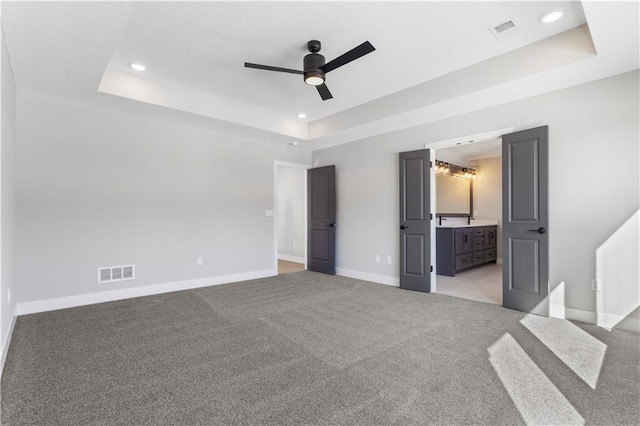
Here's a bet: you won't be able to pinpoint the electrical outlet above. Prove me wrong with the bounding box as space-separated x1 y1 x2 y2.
387 256 392 264
293 242 296 248
375 255 380 263
591 279 602 292
197 257 203 266
7 289 10 303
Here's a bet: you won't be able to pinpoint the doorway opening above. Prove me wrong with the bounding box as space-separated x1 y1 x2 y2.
428 127 512 305
274 161 309 275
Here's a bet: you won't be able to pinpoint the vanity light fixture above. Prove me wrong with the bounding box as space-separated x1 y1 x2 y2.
128 62 147 71
436 160 476 180
462 168 477 179
435 161 451 176
538 9 564 24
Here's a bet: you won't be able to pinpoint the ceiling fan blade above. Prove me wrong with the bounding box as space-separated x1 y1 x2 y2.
316 83 333 101
244 62 303 75
320 41 375 73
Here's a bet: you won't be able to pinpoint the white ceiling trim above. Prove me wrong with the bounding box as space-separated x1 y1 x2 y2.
309 25 595 140
99 67 308 139
99 24 595 146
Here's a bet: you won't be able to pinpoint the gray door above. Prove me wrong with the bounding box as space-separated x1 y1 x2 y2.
307 165 336 275
502 126 549 315
399 149 431 292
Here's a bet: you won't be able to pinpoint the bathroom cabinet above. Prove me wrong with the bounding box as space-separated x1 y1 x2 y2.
436 225 497 277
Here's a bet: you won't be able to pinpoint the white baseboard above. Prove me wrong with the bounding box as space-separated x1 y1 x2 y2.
550 305 639 334
565 306 597 324
551 304 598 324
16 268 277 316
597 312 640 333
1 311 17 380
336 268 399 287
278 254 305 264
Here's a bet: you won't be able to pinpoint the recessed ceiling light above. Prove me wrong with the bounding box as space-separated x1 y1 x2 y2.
290 141 299 146
128 62 146 71
297 113 307 119
539 9 564 24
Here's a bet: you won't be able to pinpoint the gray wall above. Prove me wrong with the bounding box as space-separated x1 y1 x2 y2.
277 166 305 260
16 91 311 303
1 24 17 360
472 156 502 260
313 70 639 315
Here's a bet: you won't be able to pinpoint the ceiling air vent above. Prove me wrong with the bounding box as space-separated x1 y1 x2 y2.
488 18 524 41
495 21 515 33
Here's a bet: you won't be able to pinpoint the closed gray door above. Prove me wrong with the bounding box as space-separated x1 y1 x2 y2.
502 126 549 315
307 165 336 275
399 149 431 292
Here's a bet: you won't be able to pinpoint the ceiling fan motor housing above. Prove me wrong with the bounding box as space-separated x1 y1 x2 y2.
303 53 325 85
304 40 325 85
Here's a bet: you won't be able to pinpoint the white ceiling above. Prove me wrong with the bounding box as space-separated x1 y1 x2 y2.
1 1 638 150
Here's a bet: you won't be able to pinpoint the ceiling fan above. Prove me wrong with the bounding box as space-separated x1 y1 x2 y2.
244 40 375 101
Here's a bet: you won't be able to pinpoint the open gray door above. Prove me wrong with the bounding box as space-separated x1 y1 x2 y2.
307 165 336 275
399 149 431 292
502 126 549 315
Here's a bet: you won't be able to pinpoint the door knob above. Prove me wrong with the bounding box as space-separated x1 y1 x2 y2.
400 225 409 230
528 227 546 234
326 223 337 228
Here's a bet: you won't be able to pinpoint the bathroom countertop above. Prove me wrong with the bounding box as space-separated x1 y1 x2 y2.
436 219 498 228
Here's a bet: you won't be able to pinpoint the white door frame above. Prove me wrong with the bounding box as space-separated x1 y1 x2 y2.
425 127 513 292
273 161 310 272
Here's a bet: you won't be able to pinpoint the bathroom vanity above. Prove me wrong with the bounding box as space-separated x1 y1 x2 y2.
436 221 498 276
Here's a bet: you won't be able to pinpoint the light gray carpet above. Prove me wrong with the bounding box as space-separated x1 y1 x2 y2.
2 271 638 425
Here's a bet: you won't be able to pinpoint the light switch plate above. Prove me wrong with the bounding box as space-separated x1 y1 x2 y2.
265 209 274 217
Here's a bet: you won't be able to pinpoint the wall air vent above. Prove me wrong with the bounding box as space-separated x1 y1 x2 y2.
488 18 524 41
98 265 135 284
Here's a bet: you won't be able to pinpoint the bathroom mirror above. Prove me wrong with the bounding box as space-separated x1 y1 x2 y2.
436 165 473 216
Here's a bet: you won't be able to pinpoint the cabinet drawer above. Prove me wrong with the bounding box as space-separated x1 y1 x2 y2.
473 237 485 251
456 254 473 270
473 251 485 265
472 227 484 237
485 248 497 261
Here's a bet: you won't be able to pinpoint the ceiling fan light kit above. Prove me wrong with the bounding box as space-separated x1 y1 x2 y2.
245 39 375 101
